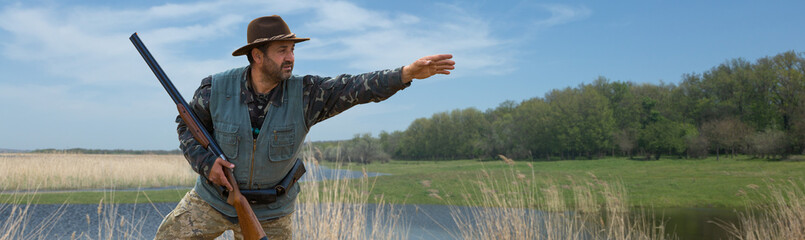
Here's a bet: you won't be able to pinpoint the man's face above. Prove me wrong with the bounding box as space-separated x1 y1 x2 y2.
260 40 295 82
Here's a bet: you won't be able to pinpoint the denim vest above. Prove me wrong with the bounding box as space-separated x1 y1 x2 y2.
194 66 307 220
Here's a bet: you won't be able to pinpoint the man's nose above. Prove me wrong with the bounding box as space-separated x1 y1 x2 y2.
285 51 294 63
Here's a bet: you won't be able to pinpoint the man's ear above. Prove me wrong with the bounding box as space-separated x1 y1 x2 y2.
251 48 263 64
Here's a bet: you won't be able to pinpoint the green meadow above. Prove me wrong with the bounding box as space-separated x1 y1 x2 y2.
327 156 805 209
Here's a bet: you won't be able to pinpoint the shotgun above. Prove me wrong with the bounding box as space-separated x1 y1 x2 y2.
129 32 268 240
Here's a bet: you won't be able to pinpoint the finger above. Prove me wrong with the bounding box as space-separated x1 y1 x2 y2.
214 171 233 191
425 54 453 61
435 65 455 71
431 59 455 66
215 157 235 169
435 70 451 75
223 178 233 191
430 67 454 74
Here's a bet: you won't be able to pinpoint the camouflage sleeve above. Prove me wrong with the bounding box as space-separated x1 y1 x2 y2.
176 76 217 178
303 67 410 128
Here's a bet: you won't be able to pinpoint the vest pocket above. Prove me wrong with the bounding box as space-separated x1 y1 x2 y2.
214 121 240 160
268 124 295 162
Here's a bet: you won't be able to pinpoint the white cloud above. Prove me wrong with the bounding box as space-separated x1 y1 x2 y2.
145 1 229 18
304 1 418 33
534 4 592 28
297 2 515 75
143 14 244 46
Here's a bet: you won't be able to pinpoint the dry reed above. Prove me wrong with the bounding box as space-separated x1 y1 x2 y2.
0 153 195 190
293 144 408 240
0 188 155 240
714 179 805 240
0 192 65 240
89 191 150 240
448 163 675 240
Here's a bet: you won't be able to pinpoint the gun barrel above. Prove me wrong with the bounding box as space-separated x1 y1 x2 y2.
129 32 226 159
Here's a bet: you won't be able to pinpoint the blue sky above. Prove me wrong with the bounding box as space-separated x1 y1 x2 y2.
1 0 803 150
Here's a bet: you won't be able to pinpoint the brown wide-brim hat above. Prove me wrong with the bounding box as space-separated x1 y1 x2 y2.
232 15 310 56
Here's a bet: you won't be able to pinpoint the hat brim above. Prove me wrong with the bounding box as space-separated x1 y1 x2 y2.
232 37 310 56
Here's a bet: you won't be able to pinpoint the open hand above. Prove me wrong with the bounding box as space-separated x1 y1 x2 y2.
402 54 455 83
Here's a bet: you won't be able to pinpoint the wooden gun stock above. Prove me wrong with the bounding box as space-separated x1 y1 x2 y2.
224 170 268 240
130 32 267 240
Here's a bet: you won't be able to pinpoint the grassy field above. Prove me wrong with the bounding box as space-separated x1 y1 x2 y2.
2 153 805 209
327 155 805 209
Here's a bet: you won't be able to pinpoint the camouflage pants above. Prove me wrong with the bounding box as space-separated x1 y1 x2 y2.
155 189 293 240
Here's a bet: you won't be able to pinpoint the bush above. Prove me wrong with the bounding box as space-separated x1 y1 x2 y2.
315 133 391 164
686 135 709 159
746 129 787 159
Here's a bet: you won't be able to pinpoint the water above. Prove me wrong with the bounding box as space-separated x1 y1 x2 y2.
300 163 389 182
390 205 742 240
658 207 740 240
0 203 742 239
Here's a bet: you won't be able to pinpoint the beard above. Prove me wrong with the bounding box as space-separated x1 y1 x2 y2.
263 57 293 81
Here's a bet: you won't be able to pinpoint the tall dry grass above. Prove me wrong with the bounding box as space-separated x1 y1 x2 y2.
447 162 675 240
0 193 65 240
86 191 152 240
0 187 156 239
0 153 195 190
293 146 408 240
715 179 805 240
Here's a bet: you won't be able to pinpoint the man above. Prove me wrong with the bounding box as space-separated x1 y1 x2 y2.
155 15 454 239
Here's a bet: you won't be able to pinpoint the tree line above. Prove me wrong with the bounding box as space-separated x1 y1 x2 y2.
314 51 805 162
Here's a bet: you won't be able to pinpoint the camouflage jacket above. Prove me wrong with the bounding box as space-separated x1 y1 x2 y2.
176 66 408 178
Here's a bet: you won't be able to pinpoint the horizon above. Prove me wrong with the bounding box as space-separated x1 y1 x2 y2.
1 0 804 150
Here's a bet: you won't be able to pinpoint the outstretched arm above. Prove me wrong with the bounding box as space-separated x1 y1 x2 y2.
303 54 456 128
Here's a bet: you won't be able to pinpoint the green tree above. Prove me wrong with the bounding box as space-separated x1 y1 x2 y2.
399 117 432 159
546 86 615 159
638 118 696 160
345 133 390 164
378 130 404 157
482 101 519 158
512 97 554 159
